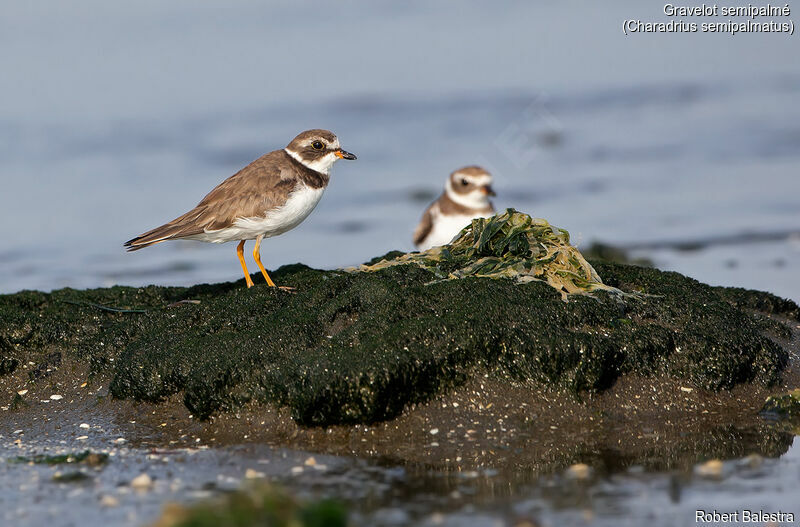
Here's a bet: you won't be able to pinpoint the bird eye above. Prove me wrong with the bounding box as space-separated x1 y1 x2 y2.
460 179 469 186
311 141 324 150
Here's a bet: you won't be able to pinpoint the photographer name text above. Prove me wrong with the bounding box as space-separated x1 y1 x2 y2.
695 509 795 523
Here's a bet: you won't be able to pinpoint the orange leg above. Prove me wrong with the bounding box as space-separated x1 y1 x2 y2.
252 234 276 287
237 240 254 288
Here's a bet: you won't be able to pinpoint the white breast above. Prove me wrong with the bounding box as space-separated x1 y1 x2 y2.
191 184 325 243
418 209 493 251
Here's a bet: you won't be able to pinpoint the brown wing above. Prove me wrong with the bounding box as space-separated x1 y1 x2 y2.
124 150 297 250
412 204 436 247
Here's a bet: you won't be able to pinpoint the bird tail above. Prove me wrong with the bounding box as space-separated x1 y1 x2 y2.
124 225 182 251
124 210 207 251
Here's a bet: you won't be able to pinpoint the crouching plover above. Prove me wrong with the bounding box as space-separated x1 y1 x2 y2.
124 129 356 288
413 166 496 251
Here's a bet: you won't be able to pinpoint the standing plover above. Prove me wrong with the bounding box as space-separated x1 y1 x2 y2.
125 129 356 288
413 166 496 251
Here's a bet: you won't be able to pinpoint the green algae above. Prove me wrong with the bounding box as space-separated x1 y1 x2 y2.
151 484 346 527
0 211 797 426
9 450 109 466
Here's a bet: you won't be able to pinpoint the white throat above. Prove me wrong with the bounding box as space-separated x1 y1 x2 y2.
285 148 338 175
445 179 491 210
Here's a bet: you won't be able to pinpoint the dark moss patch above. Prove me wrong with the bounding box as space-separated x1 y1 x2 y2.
713 286 800 321
30 351 61 380
52 471 92 483
580 242 654 267
0 357 18 376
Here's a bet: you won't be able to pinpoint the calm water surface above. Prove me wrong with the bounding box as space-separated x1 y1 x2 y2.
1 430 798 526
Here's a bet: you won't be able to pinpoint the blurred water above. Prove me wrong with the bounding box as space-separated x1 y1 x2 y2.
0 0 798 302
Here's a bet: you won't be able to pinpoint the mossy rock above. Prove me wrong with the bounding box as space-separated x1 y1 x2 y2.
762 389 800 421
0 211 796 425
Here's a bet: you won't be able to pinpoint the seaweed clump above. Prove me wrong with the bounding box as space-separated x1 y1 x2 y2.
355 209 627 300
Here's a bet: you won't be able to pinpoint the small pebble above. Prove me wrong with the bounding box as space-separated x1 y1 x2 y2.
697 459 724 478
743 453 763 469
304 457 317 466
566 463 591 480
76 436 88 441
17 390 28 396
290 466 303 475
79 423 90 429
512 519 541 527
100 495 119 507
245 468 264 479
114 438 126 444
50 395 63 401
429 428 439 435
130 473 153 490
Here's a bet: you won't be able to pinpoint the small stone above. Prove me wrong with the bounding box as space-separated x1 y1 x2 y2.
245 468 264 479
17 390 28 396
304 457 317 466
113 438 126 444
100 495 119 507
742 453 763 469
290 466 303 475
79 423 90 429
50 395 63 400
13 429 23 435
52 470 92 483
566 463 591 480
696 459 724 478
429 428 439 435
680 386 693 393
86 453 108 466
130 473 153 490
76 436 88 441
